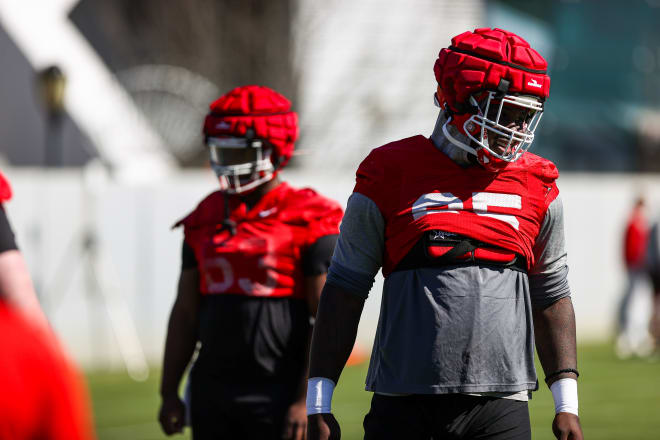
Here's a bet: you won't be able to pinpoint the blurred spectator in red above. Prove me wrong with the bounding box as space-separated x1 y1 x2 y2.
0 170 95 439
616 196 653 358
624 197 648 269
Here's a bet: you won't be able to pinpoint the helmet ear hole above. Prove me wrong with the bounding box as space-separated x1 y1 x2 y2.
261 141 280 169
495 79 511 99
436 86 446 104
272 155 282 170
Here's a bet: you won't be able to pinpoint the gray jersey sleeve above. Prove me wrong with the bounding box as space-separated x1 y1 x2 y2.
325 192 384 298
528 195 572 307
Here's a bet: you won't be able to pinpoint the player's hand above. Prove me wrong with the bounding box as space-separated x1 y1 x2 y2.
552 412 583 440
307 413 340 440
158 395 186 436
282 401 308 440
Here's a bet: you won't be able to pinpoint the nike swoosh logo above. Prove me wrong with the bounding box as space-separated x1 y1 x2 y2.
258 207 278 218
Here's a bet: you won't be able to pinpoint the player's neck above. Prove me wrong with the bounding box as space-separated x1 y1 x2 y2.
430 111 474 167
240 176 281 209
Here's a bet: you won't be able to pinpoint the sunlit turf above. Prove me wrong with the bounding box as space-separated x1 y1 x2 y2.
86 367 184 440
87 343 660 439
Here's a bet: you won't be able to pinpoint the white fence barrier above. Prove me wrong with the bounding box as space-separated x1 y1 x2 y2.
4 167 660 369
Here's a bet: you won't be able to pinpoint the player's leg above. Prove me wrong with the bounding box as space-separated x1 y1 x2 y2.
616 270 635 352
649 272 660 351
189 397 237 439
363 394 433 440
189 370 241 439
234 399 288 439
229 381 293 439
443 396 530 440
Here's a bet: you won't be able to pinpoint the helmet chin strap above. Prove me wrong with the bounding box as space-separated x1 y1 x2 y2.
441 115 478 158
433 94 479 164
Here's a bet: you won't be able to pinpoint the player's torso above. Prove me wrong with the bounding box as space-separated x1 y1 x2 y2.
367 136 556 274
185 186 310 299
198 218 304 298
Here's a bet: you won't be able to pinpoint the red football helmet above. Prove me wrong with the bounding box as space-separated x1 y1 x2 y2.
203 85 298 193
433 28 550 171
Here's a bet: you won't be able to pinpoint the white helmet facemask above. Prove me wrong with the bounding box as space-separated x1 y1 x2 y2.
441 92 544 163
207 136 275 194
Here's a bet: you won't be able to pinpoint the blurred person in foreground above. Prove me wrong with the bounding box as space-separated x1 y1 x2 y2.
159 85 343 439
616 195 653 358
0 172 49 330
0 170 95 439
307 28 582 440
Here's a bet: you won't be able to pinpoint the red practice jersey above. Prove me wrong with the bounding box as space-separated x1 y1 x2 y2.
354 135 559 276
178 182 343 298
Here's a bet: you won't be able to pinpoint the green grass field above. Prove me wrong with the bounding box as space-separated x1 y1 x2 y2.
87 343 660 440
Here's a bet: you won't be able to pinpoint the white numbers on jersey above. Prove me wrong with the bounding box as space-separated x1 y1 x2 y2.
412 192 522 229
237 254 278 296
203 255 277 296
203 257 234 292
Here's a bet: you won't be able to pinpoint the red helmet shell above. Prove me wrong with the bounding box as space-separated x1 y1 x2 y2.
203 85 299 169
433 28 550 113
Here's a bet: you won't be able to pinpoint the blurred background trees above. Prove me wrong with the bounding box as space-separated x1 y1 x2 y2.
71 0 298 167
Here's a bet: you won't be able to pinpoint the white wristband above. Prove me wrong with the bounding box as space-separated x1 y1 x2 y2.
550 378 579 416
306 377 335 414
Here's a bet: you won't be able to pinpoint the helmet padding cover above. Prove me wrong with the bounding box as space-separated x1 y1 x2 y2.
203 85 298 169
433 27 550 114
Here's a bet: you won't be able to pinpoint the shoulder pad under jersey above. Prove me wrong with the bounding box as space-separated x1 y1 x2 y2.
363 135 426 167
172 190 226 229
357 135 425 181
519 152 559 184
355 135 428 206
278 185 343 225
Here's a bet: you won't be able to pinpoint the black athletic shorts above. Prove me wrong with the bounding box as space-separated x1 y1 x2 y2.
363 393 531 440
189 370 296 440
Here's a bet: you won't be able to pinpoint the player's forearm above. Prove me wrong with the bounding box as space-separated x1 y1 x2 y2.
532 296 578 384
293 274 329 404
308 283 365 383
291 326 314 404
160 304 198 398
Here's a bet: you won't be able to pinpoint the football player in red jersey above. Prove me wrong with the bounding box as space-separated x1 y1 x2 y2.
307 28 583 440
158 85 343 439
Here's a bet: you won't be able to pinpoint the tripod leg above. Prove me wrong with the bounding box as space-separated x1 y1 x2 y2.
88 251 150 382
